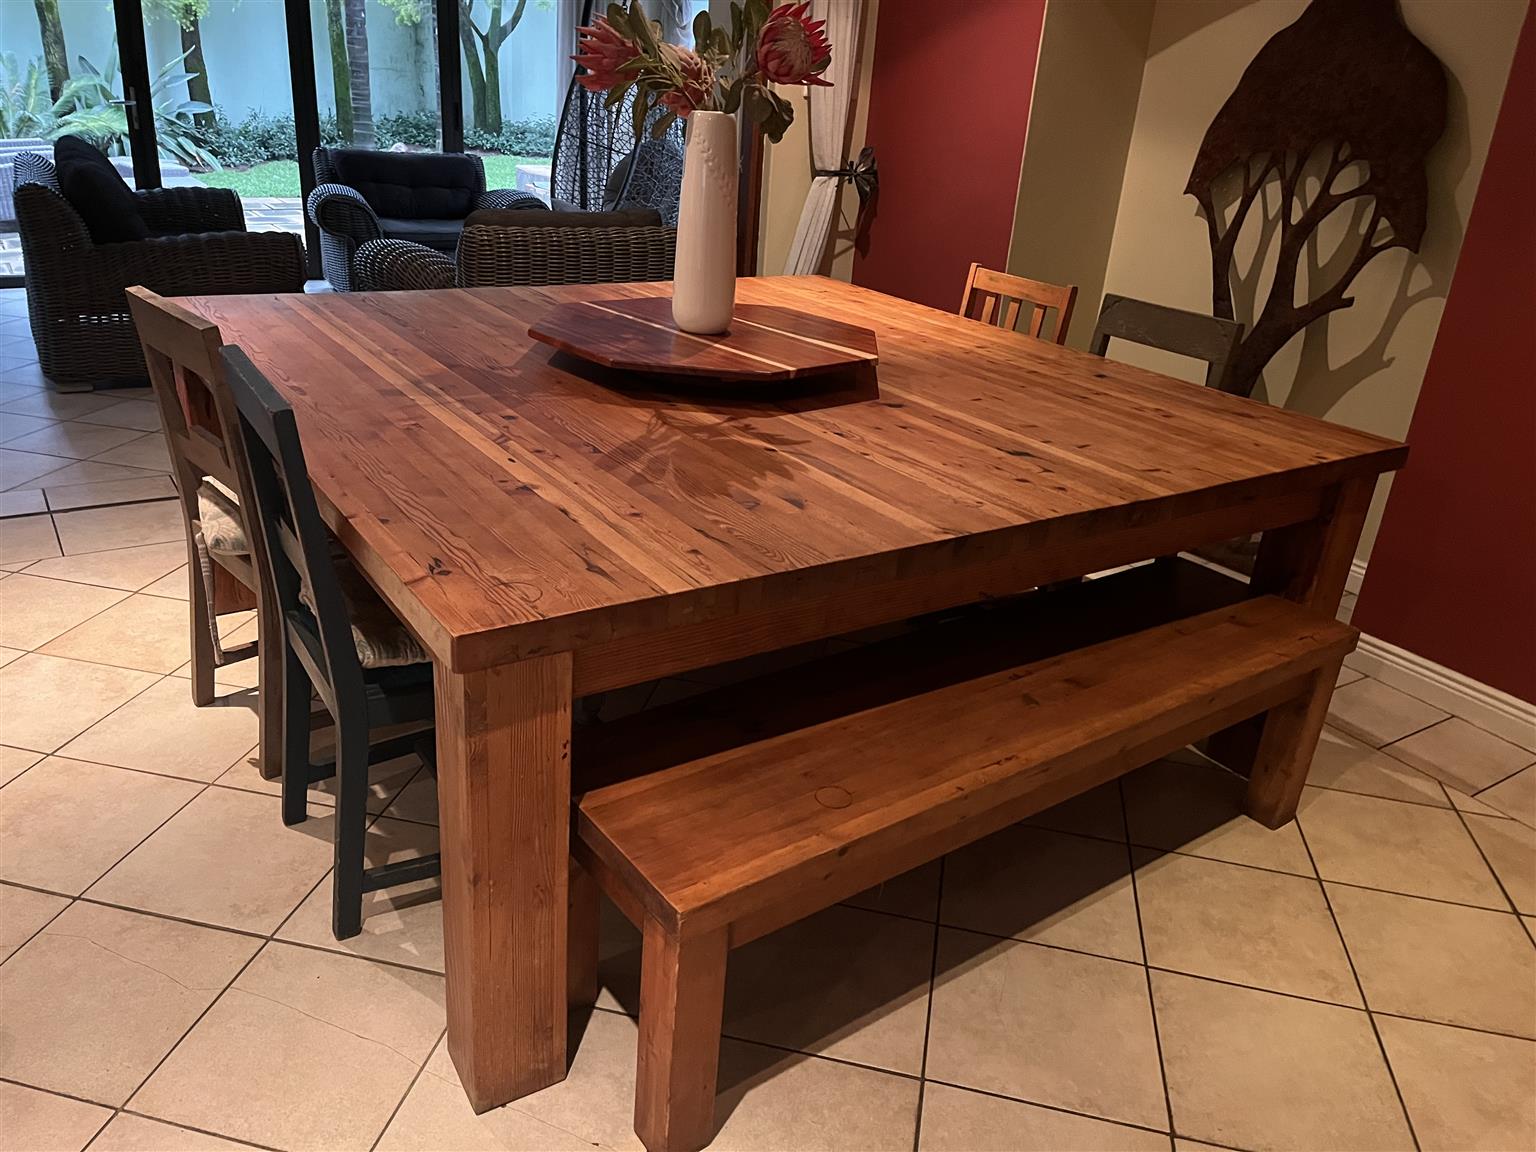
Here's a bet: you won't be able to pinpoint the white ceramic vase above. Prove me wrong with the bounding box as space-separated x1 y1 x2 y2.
671 110 739 335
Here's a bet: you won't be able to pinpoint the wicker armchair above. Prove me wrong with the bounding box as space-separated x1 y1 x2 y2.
355 222 676 291
307 147 546 291
14 152 305 390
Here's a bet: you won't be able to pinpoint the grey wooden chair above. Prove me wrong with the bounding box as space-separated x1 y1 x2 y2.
1090 293 1243 390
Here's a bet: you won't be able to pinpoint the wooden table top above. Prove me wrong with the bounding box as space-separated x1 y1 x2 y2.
180 276 1406 671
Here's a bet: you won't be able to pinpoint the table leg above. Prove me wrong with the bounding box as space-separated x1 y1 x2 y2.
435 652 574 1114
1212 477 1373 814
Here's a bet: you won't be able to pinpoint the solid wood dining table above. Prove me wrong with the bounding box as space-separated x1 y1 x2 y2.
178 275 1407 1113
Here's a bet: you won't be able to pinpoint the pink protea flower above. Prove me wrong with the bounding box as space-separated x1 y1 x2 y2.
572 17 640 92
657 43 715 117
756 2 832 87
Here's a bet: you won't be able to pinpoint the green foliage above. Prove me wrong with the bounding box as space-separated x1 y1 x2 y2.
0 54 61 140
142 0 212 32
464 115 555 157
375 109 439 148
49 44 219 170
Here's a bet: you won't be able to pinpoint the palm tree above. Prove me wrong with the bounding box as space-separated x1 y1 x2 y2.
342 0 375 147
32 0 70 101
144 0 215 129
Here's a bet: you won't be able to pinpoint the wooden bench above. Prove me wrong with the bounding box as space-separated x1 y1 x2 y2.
571 588 1357 1152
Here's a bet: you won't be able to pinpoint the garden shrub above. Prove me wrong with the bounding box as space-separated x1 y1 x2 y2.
202 108 555 167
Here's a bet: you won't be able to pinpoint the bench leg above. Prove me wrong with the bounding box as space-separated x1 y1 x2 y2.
1245 663 1339 828
635 917 728 1152
568 860 600 1009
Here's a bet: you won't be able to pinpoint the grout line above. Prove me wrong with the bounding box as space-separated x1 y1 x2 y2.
920 1076 1187 1145
44 493 177 518
110 1111 279 1151
0 884 75 973
1120 778 1176 1136
369 1026 445 1151
1469 758 1536 801
0 1073 118 1117
1295 818 1422 1151
1443 802 1535 951
910 856 946 1152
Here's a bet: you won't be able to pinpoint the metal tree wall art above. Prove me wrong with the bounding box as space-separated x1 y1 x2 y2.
1186 0 1447 398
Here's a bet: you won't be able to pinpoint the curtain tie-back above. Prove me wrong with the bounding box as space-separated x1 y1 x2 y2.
813 146 879 206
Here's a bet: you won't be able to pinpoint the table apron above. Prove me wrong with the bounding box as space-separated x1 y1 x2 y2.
569 484 1329 696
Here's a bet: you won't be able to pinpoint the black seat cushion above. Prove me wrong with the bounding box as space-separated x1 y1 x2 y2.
54 135 149 244
328 149 482 220
377 217 465 252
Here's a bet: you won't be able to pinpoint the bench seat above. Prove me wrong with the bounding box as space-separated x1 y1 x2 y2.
572 591 1357 1151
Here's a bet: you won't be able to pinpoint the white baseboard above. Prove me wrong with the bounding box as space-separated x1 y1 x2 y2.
1345 634 1536 753
1346 558 1367 596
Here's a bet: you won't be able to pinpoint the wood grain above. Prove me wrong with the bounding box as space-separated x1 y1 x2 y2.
177 277 1405 677
527 296 878 381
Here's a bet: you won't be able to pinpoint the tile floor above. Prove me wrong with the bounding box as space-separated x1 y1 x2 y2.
2 286 1535 1151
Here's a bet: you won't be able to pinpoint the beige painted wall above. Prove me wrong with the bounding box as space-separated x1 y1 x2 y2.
1097 0 1529 556
757 0 880 279
1008 0 1156 349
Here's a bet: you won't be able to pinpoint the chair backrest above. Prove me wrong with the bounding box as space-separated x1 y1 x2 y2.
1089 293 1244 390
220 345 367 716
314 146 485 219
550 81 685 222
959 264 1078 345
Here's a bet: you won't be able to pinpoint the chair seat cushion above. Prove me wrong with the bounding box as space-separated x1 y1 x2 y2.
54 135 149 244
378 216 464 252
330 148 481 219
303 553 430 670
197 480 247 555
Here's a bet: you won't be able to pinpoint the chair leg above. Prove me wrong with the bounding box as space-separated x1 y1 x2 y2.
280 641 311 829
568 860 600 1009
187 558 217 708
634 917 728 1152
330 715 372 940
1245 662 1338 828
255 600 283 780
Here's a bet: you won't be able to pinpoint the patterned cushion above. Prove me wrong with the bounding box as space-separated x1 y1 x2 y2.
303 554 430 670
197 479 247 555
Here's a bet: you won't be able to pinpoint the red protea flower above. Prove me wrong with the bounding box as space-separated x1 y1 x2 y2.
756 2 832 87
657 43 716 117
572 17 640 92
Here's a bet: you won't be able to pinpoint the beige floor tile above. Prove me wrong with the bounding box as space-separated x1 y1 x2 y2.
0 411 57 444
1298 787 1504 907
88 1114 251 1151
1328 678 1449 747
131 942 445 1151
1326 883 1535 1038
59 676 259 782
1174 1142 1237 1151
0 1081 111 1152
0 653 157 752
1447 784 1519 820
0 901 258 1105
45 475 175 512
1309 725 1449 807
0 881 69 962
1024 779 1126 840
51 500 182 555
382 769 439 825
1478 765 1536 826
380 1010 921 1152
218 748 420 815
21 540 187 593
0 447 75 489
1134 848 1359 1005
6 458 164 491
0 573 126 649
0 756 201 894
1386 717 1536 796
91 435 173 473
844 861 942 921
942 824 1142 961
73 399 161 432
278 816 444 972
0 513 60 565
140 564 190 599
89 788 335 934
1375 1015 1536 1152
0 488 46 517
1463 813 1535 913
0 389 121 421
0 645 21 669
926 930 1166 1129
41 593 190 673
918 1082 1168 1151
0 743 42 785
715 904 934 1075
1152 970 1412 1152
1124 758 1314 876
1 421 144 461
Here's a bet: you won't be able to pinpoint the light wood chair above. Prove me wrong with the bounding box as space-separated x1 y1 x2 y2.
126 286 280 777
958 263 1078 344
1090 293 1244 390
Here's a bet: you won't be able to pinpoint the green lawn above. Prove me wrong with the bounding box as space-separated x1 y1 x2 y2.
193 154 548 200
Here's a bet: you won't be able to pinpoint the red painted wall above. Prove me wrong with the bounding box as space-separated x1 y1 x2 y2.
1353 8 1536 703
852 0 1046 311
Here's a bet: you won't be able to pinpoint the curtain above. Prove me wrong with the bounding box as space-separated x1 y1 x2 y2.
782 0 865 275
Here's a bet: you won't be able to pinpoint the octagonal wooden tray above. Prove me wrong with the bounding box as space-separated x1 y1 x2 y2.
528 296 879 383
